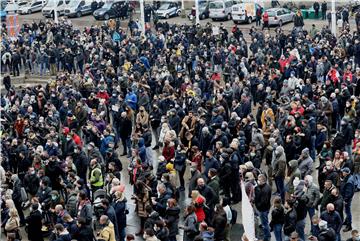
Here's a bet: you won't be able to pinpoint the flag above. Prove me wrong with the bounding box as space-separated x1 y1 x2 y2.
241 180 256 241
112 31 121 42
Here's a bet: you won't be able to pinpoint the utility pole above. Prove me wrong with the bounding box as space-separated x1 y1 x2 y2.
54 0 58 23
181 0 184 10
331 0 336 36
140 0 145 34
195 0 199 24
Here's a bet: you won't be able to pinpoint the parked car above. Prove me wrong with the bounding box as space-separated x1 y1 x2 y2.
4 1 28 13
65 0 93 17
265 7 295 26
93 1 128 20
188 0 209 20
18 0 46 14
209 0 236 21
155 2 180 19
232 1 262 24
42 0 70 18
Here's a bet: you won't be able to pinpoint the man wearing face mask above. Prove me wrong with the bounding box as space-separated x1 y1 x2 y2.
71 146 88 183
254 174 272 241
89 159 104 193
346 230 360 241
309 220 336 241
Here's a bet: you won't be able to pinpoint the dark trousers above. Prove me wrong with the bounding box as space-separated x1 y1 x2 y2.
275 176 285 202
14 201 25 224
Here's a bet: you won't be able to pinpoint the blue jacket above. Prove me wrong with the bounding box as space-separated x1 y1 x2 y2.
340 175 355 203
125 91 137 110
112 198 127 230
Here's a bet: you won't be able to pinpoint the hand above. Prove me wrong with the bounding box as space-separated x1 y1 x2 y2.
152 199 157 205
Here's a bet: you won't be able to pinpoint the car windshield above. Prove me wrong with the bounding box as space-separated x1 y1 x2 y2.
266 11 276 17
158 3 170 10
209 2 223 9
68 1 79 7
46 0 58 7
199 2 207 8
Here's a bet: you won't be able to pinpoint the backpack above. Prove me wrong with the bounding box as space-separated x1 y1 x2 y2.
20 187 28 203
230 207 237 225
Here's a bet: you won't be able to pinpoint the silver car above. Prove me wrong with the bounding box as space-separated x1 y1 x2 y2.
265 8 295 26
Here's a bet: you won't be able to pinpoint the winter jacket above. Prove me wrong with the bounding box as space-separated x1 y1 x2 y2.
26 209 44 241
112 198 128 230
98 221 116 241
165 206 180 237
254 183 272 212
66 192 78 218
273 146 286 177
283 208 297 236
340 174 355 203
298 156 313 179
320 210 342 233
317 228 337 241
304 183 320 208
270 206 285 227
23 173 40 196
183 213 198 241
286 160 301 194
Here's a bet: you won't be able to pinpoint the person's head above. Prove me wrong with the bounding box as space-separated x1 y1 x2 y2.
99 215 109 225
157 183 166 194
273 196 282 209
185 204 196 215
257 174 267 186
54 223 65 234
341 167 351 177
197 178 205 189
55 204 63 215
351 230 359 241
9 208 18 218
143 228 155 239
304 175 313 187
5 199 15 209
324 180 333 190
78 190 87 201
199 221 208 232
63 213 73 223
326 203 335 212
208 168 217 179
191 190 200 200
126 234 135 241
290 231 300 241
318 220 328 231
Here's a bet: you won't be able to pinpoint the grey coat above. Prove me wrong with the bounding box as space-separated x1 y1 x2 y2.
304 183 320 208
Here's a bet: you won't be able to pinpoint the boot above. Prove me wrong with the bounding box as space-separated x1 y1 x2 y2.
343 225 352 232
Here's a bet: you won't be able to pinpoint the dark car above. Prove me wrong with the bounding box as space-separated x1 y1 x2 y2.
93 1 128 20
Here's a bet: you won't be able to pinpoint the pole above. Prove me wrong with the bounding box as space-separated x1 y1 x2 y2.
140 0 145 34
54 0 58 23
181 0 184 10
195 0 199 24
331 0 336 36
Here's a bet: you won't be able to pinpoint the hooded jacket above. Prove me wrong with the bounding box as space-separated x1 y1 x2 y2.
298 148 313 178
286 160 301 194
273 146 286 177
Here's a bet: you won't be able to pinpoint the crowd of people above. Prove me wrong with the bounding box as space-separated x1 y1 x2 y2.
1 4 360 241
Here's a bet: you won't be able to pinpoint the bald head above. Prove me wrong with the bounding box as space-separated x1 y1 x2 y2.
326 203 335 212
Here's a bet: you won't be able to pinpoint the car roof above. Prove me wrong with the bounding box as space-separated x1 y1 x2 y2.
266 8 286 12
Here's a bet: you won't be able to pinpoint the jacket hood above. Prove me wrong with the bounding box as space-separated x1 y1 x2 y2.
288 159 298 169
202 230 214 240
275 146 284 155
149 211 160 219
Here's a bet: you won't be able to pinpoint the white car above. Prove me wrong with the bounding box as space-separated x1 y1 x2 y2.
18 0 46 14
265 7 295 26
4 1 27 13
155 2 181 19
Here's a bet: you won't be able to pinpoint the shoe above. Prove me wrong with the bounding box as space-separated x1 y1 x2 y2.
152 145 159 150
272 192 280 195
343 226 352 232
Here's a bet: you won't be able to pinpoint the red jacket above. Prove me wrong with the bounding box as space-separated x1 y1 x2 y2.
194 196 206 222
263 12 269 22
162 145 175 162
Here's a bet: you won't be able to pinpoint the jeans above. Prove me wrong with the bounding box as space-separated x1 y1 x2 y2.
121 137 131 155
307 207 316 234
295 218 306 241
273 223 283 241
40 62 47 75
345 145 352 160
344 200 352 226
275 176 285 202
310 135 316 160
119 227 126 241
259 211 271 241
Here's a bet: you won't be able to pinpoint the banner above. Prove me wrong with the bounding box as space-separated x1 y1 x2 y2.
6 14 20 38
241 180 256 241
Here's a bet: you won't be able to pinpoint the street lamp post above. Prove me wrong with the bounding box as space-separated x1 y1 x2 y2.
140 0 145 34
195 0 199 24
331 0 336 36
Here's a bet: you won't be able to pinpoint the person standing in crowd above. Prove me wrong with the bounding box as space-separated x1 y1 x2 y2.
270 196 285 241
254 174 272 241
340 167 355 232
321 1 327 20
97 215 116 241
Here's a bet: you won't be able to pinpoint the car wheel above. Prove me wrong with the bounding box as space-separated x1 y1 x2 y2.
104 13 109 20
165 13 170 18
227 13 231 20
176 10 181 16
279 19 283 27
212 18 216 21
28 9 32 14
76 11 81 17
201 13 206 19
50 11 54 18
247 17 252 24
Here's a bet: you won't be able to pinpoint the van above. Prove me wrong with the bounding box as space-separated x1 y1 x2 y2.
232 1 262 24
64 0 93 17
209 0 236 21
42 0 70 18
93 0 128 20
